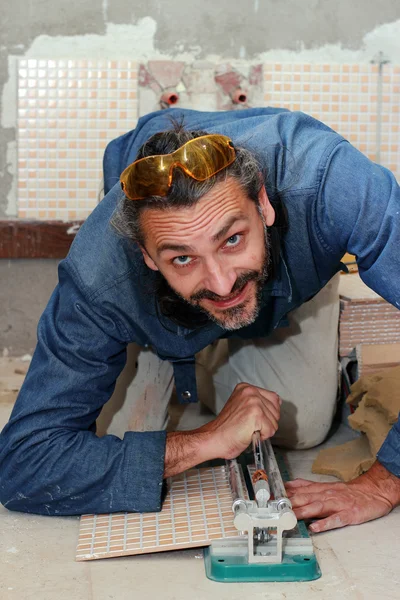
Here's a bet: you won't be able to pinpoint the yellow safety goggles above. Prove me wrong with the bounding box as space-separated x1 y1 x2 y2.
120 134 236 200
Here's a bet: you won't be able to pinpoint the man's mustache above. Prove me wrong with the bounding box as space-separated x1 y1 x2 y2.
189 270 260 303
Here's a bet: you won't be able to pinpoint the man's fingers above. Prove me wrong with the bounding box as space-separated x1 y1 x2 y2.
258 402 280 426
232 383 281 423
285 478 318 490
258 388 281 406
250 397 279 436
291 494 342 518
309 511 351 533
292 500 325 520
257 391 281 422
253 386 281 406
290 492 317 508
286 479 344 496
259 405 279 438
254 388 281 418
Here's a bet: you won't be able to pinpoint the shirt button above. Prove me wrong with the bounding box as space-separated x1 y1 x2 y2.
181 390 191 400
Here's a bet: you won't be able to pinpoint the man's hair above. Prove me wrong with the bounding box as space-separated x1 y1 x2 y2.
112 119 263 246
111 118 287 329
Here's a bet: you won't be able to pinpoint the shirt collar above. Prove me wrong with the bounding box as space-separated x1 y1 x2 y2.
261 251 292 303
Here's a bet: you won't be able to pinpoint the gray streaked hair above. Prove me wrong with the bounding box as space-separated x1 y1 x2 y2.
111 120 264 246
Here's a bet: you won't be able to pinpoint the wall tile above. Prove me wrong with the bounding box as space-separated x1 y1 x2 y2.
17 60 399 220
264 62 399 181
18 59 138 220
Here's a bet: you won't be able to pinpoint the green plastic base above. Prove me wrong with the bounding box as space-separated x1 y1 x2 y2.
203 452 321 582
204 547 321 583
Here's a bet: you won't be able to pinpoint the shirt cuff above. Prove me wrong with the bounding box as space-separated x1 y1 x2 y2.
123 430 167 513
377 420 400 478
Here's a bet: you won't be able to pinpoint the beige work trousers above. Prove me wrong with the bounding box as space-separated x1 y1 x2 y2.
98 275 340 450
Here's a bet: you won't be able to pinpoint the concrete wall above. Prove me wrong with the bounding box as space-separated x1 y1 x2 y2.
0 260 59 355
1 0 400 353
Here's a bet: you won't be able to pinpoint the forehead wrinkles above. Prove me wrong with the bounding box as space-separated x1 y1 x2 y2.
142 189 248 246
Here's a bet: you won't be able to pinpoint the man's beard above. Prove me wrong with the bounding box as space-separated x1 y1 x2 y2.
173 229 271 331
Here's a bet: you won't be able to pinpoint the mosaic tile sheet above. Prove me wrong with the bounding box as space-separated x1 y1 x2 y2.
378 65 400 176
17 60 400 220
339 274 400 357
264 62 400 181
76 466 244 561
17 59 138 220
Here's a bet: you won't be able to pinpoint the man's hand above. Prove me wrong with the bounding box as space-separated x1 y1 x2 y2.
285 461 400 532
199 382 281 460
164 383 281 478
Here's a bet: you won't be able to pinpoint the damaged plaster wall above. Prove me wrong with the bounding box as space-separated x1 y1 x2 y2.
1 0 400 353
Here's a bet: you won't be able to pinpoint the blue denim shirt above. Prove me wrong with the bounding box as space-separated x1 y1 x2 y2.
1 108 399 516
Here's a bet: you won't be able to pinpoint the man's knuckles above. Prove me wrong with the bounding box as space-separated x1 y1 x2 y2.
244 403 278 431
263 424 278 437
290 493 312 508
240 394 265 413
267 391 281 406
234 382 252 393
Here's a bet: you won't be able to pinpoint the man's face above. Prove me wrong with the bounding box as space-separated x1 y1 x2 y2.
140 177 276 330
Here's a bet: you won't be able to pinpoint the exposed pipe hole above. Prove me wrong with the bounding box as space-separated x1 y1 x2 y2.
160 91 180 108
231 88 248 105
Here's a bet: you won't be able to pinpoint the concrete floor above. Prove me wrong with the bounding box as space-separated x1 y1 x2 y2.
1 357 399 600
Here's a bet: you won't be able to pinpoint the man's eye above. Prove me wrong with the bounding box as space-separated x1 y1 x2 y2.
225 234 241 247
173 255 192 266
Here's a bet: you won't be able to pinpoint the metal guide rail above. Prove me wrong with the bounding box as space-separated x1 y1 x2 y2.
229 437 297 564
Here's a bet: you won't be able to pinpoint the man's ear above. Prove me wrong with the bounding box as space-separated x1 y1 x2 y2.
139 244 159 272
258 185 275 227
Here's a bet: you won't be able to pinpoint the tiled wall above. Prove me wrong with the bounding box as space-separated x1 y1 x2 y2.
18 59 138 219
17 60 400 220
379 66 400 175
264 63 400 176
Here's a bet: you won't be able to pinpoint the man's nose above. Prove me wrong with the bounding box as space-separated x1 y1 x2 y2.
203 259 237 297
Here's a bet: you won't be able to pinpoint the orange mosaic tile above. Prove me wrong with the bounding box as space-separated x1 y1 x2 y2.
18 59 138 220
17 60 400 220
76 466 245 561
264 62 399 182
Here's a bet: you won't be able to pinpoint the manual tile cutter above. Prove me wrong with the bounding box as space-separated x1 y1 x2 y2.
204 434 322 582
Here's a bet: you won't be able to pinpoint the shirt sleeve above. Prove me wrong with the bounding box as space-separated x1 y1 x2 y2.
0 257 166 516
315 140 400 302
315 140 400 476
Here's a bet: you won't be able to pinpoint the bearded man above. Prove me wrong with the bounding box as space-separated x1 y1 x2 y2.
1 107 399 533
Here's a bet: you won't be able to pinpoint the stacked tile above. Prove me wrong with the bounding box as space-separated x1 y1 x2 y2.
356 343 400 377
339 274 400 358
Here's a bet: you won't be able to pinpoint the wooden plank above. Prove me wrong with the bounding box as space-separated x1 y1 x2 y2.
0 220 84 259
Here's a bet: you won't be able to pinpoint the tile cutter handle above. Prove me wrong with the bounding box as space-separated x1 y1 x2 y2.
252 430 271 507
261 438 292 510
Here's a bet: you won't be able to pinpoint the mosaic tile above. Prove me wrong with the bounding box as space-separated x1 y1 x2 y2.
76 466 244 561
264 62 399 181
18 59 138 220
17 60 399 220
